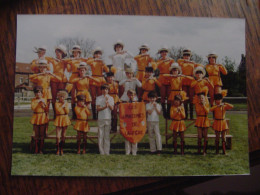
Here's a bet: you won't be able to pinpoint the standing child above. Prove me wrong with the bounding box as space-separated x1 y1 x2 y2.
74 95 91 154
106 72 120 133
156 46 175 118
169 95 186 155
86 47 109 119
125 89 138 155
195 92 210 155
30 86 49 154
96 84 114 155
53 90 71 155
142 67 161 103
210 93 233 154
119 68 142 102
146 91 162 155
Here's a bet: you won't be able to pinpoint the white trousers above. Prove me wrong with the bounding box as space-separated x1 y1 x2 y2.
125 140 138 155
98 120 111 155
147 121 162 152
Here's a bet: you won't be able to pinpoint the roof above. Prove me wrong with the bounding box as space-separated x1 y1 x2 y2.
15 62 32 74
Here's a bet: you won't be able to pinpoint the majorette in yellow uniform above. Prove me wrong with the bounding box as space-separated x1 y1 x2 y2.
177 49 204 119
45 45 68 118
195 93 210 155
141 67 161 102
169 95 186 155
30 86 49 154
29 60 62 102
74 95 91 154
86 47 109 119
30 46 52 73
70 62 101 104
190 66 214 104
156 57 175 86
210 93 233 154
134 44 157 82
54 90 71 155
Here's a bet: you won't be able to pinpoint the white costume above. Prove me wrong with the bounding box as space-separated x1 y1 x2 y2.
109 52 134 81
146 102 162 152
119 78 142 101
96 94 114 155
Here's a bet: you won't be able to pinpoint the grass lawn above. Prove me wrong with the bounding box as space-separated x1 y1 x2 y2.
11 112 249 176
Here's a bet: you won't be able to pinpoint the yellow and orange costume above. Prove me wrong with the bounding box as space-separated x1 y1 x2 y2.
205 64 227 87
107 81 120 104
195 101 210 128
134 54 156 81
54 102 71 127
30 98 49 125
74 106 91 132
169 105 186 132
156 58 175 86
29 73 62 101
141 77 161 101
31 57 52 73
190 79 214 104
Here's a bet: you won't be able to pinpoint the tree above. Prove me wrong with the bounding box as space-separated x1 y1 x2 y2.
56 37 96 58
238 54 246 96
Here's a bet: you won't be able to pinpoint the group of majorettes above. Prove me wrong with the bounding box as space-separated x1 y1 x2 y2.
29 40 233 155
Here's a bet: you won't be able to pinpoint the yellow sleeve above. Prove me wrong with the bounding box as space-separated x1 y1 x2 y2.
29 74 39 82
190 80 197 88
70 77 81 83
202 102 210 114
103 64 109 73
50 74 62 82
224 103 234 110
31 100 39 111
155 78 162 87
219 64 228 75
55 103 63 114
210 105 218 112
64 103 70 114
180 106 186 119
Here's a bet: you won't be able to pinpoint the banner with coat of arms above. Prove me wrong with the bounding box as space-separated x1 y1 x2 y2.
119 102 146 143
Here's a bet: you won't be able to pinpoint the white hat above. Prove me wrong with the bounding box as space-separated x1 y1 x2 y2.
34 46 47 53
207 52 218 58
125 67 133 73
70 45 82 53
193 66 206 77
92 46 103 55
55 44 67 55
37 59 48 66
113 40 124 48
158 45 169 53
169 63 182 74
182 49 192 56
139 44 150 51
78 62 87 69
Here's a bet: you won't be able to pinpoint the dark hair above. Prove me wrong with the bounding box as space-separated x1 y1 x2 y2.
106 72 114 77
174 94 182 101
33 86 43 93
148 91 157 98
145 67 153 73
197 92 205 96
101 84 109 90
77 94 86 101
114 44 123 52
56 49 67 58
93 51 102 57
214 93 223 100
196 71 203 74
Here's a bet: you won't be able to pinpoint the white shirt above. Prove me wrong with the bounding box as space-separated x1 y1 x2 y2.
119 78 142 101
146 102 161 122
96 94 114 120
108 52 134 81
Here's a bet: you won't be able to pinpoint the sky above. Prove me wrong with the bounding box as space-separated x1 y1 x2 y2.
16 15 245 67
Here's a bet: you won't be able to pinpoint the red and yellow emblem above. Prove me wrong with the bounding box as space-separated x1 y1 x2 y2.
119 102 146 143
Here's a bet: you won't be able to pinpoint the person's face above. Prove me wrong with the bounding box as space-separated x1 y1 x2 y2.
208 57 216 64
94 52 102 59
38 50 45 58
171 68 179 76
183 54 190 60
102 88 109 95
126 72 133 79
107 76 113 83
78 100 85 107
173 99 181 107
199 95 205 103
58 95 65 103
140 49 148 54
160 50 168 58
127 93 135 101
79 68 86 77
147 72 153 77
35 91 43 99
149 97 156 103
115 45 123 52
195 71 203 79
55 50 63 60
215 99 222 105
73 51 80 58
39 66 47 73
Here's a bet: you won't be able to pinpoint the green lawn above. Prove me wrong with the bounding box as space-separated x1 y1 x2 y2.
11 113 249 176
